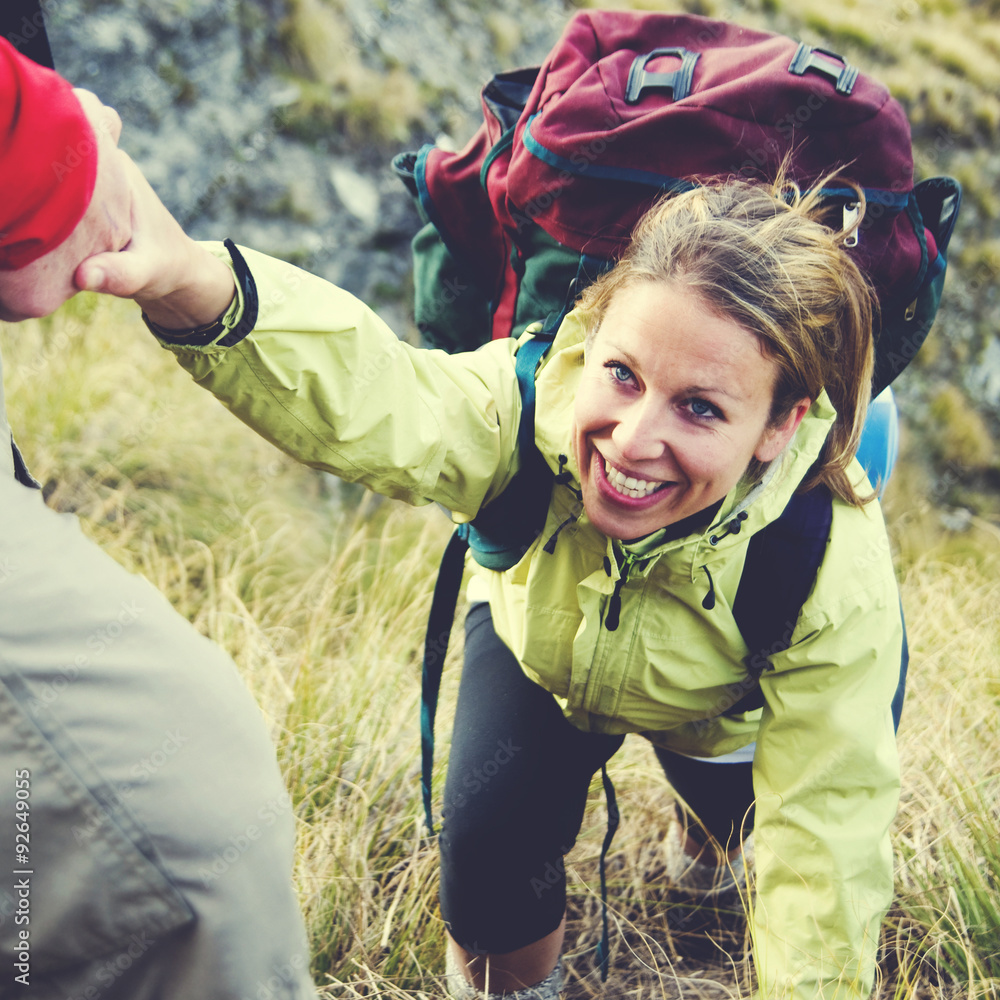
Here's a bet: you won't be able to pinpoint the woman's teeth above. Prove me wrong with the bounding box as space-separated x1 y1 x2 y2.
604 459 665 499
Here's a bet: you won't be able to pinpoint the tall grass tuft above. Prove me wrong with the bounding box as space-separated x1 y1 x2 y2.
885 544 1000 998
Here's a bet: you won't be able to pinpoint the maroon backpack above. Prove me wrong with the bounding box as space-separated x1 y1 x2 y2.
394 8 960 395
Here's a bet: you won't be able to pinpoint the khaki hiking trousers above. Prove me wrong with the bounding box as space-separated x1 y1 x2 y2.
0 473 315 1000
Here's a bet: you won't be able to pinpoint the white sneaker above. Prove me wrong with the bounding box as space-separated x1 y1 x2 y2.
663 823 753 899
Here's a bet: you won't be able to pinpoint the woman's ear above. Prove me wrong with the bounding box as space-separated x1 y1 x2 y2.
754 398 812 463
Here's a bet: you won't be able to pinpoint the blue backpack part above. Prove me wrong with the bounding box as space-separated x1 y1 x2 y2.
857 387 900 498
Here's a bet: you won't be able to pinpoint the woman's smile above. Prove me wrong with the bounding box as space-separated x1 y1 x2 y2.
601 456 669 499
594 452 676 507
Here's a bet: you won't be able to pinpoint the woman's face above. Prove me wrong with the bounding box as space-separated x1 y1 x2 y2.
573 279 809 541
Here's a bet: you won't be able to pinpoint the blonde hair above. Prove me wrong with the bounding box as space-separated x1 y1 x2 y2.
577 175 876 507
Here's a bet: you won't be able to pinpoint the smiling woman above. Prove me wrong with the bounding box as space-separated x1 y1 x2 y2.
91 164 902 1000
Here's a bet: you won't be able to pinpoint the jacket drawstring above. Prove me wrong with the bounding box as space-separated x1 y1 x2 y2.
604 553 646 630
702 510 747 609
701 565 716 610
708 510 748 545
542 513 580 554
604 570 628 630
543 454 582 555
554 453 573 486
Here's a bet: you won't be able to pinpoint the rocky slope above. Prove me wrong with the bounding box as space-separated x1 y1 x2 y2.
45 0 1000 516
46 0 567 324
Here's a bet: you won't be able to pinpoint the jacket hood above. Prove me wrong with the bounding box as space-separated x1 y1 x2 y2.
532 306 839 571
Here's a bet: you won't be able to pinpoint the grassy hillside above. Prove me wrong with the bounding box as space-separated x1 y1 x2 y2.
3 293 997 998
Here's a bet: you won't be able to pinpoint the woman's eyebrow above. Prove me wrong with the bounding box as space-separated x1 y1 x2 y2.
604 344 641 370
684 383 744 402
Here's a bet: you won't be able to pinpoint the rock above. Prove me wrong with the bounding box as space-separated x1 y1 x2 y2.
45 0 566 311
329 164 380 228
973 338 1000 411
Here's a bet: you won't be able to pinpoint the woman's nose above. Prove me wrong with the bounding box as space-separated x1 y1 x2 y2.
612 401 666 462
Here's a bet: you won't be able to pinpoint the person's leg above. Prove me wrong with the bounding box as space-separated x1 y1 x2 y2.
439 602 623 996
0 477 315 998
444 922 566 999
653 745 755 860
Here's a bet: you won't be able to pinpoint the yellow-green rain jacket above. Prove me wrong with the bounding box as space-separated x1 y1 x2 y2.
157 246 903 1000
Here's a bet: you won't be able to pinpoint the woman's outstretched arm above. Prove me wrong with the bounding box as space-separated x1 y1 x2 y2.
80 152 526 518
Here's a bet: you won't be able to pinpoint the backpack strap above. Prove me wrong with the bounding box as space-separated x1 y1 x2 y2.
728 484 909 727
420 529 470 834
10 436 41 490
725 487 833 717
461 332 555 570
420 331 555 834
594 763 620 981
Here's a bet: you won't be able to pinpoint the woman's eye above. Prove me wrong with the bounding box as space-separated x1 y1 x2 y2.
605 362 634 385
688 398 723 420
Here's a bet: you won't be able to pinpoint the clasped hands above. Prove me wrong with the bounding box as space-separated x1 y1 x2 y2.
0 88 235 331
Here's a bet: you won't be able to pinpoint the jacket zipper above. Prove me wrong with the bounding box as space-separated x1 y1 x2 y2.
604 552 639 631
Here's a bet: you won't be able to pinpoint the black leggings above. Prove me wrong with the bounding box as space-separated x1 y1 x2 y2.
438 603 755 954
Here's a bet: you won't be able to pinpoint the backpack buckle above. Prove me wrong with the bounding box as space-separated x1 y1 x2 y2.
787 42 858 96
625 47 700 104
842 201 860 247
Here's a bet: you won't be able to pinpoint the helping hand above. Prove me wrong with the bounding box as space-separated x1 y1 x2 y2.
76 143 236 331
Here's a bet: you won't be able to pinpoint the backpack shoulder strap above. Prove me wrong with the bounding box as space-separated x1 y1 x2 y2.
420 528 469 833
725 487 833 717
420 330 555 833
459 329 555 569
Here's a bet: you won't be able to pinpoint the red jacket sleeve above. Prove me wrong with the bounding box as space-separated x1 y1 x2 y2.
0 37 96 270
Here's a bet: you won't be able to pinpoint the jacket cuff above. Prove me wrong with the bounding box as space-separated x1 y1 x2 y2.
144 240 257 351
